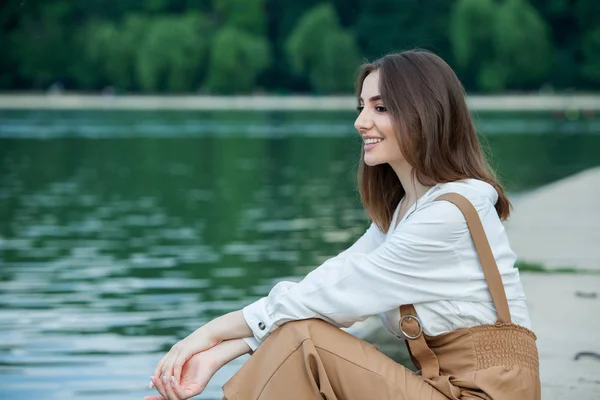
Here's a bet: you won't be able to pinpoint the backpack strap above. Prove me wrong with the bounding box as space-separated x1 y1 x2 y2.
399 192 512 378
434 193 511 323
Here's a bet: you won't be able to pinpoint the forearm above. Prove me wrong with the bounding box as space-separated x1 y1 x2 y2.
204 310 253 342
213 339 252 367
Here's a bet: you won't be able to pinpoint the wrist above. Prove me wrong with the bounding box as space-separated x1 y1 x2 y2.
235 339 252 356
203 310 253 343
211 339 251 369
197 323 220 347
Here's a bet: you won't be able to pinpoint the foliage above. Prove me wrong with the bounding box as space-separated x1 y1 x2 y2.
576 0 600 84
494 0 552 88
451 0 552 91
205 27 271 93
0 0 599 93
84 15 148 91
581 28 600 83
356 0 452 63
450 0 496 70
136 13 213 92
83 13 214 93
213 0 266 35
5 2 75 89
285 4 360 93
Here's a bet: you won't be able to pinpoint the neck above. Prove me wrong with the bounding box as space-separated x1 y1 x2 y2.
390 161 432 204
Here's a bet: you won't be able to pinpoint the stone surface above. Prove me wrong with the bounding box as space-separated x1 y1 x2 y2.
505 167 600 272
521 273 600 400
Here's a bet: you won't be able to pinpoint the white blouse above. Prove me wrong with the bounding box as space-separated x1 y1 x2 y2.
242 179 531 350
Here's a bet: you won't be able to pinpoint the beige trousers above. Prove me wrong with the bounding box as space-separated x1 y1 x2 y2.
223 319 444 400
222 319 540 400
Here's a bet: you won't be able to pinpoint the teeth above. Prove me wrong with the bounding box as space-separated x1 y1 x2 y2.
364 138 382 144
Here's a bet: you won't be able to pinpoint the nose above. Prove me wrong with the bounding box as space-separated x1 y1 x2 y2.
354 108 373 133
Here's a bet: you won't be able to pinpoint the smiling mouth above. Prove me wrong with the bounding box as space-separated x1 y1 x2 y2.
364 138 383 145
363 138 383 150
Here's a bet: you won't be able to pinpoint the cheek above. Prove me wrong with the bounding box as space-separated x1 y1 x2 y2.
380 119 395 138
382 133 404 161
379 121 398 148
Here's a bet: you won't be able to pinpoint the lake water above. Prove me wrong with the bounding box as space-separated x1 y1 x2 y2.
0 110 599 399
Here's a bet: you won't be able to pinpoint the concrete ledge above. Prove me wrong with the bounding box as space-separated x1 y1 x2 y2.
521 273 600 400
0 94 599 111
505 167 600 272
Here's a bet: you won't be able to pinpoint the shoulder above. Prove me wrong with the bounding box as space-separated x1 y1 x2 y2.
396 179 498 241
367 221 386 238
432 179 498 216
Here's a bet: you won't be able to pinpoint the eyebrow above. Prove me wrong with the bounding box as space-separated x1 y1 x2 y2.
358 95 382 104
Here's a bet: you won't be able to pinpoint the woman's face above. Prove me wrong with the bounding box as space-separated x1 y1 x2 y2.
354 70 404 168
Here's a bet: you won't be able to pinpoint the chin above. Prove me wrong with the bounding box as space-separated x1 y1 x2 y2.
363 156 385 167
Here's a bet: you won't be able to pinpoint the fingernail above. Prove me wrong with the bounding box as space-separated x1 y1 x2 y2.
161 375 167 384
171 376 175 386
149 377 155 389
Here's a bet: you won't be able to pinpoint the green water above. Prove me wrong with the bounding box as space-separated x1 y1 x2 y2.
0 110 598 399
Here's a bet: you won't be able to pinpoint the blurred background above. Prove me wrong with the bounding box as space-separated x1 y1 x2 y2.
0 0 600 93
0 1 599 399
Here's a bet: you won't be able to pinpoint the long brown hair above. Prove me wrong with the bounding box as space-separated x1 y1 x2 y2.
356 50 510 232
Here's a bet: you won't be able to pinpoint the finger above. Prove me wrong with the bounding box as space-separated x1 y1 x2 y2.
153 354 168 389
161 350 180 387
153 353 167 376
143 396 165 400
172 352 189 386
164 376 182 400
158 353 178 399
172 377 195 400
160 356 181 400
153 375 169 400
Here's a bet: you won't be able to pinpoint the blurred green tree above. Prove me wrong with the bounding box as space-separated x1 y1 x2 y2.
451 0 551 91
356 0 452 63
256 0 321 93
213 0 267 35
285 4 361 93
450 0 498 90
574 0 600 32
135 13 213 92
575 0 600 84
205 27 271 93
494 0 552 89
1 0 600 93
581 27 600 83
529 0 580 89
84 15 149 91
6 1 74 89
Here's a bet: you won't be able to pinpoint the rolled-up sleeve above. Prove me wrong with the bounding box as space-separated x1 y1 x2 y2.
243 201 469 344
242 337 260 352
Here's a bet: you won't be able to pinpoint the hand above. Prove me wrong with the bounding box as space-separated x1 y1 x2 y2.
144 344 221 400
145 339 251 400
151 310 254 398
151 327 219 399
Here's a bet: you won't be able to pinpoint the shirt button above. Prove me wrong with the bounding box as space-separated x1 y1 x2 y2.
258 322 266 330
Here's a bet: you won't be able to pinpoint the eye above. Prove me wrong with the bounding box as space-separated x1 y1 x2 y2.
375 105 387 112
356 106 364 114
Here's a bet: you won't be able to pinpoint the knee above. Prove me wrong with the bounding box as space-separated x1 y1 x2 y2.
268 319 328 343
281 318 329 332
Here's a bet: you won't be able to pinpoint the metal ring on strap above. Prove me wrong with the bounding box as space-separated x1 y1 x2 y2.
400 314 423 340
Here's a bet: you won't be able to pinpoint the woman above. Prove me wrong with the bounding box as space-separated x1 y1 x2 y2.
145 50 540 400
